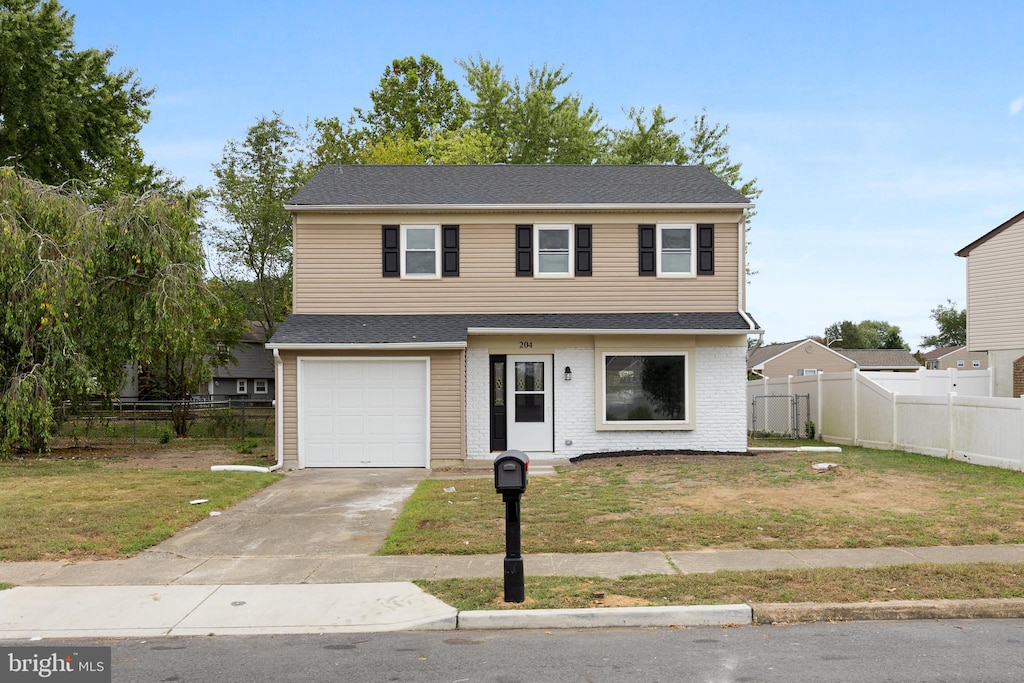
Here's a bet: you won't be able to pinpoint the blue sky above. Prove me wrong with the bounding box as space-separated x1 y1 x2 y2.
62 0 1024 349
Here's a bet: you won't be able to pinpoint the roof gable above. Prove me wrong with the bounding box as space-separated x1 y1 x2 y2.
837 348 921 369
956 209 1024 257
747 338 851 369
288 164 753 209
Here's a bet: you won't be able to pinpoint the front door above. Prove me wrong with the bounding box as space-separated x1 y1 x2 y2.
506 355 554 453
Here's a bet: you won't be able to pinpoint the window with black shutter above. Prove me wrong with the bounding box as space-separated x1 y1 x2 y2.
442 225 459 277
382 225 400 277
575 224 592 276
516 224 533 276
638 224 656 276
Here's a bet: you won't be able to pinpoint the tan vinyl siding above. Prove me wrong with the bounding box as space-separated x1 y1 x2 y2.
966 217 1024 351
759 344 856 378
293 211 742 314
278 349 465 466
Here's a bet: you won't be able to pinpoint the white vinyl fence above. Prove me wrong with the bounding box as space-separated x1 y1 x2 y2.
748 368 1024 471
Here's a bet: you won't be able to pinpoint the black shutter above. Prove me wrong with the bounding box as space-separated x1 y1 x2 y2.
697 223 714 275
575 224 592 276
516 224 533 276
638 224 656 275
382 225 400 277
442 225 459 277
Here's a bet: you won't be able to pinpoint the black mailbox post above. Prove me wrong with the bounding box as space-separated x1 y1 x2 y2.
494 449 529 602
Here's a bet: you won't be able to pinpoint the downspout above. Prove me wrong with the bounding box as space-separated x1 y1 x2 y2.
270 348 284 471
209 348 284 474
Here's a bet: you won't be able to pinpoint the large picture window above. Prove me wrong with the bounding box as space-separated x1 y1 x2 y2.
603 353 687 423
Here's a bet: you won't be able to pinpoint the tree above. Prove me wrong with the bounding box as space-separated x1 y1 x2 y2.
356 55 469 142
211 114 307 339
460 58 606 164
688 108 762 206
921 300 967 348
823 319 907 349
0 1 157 190
602 105 686 165
0 168 236 453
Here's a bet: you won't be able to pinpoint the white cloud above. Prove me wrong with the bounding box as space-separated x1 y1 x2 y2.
1011 96 1024 116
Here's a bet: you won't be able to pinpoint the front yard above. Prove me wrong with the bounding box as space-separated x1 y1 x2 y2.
0 440 278 561
383 445 1024 555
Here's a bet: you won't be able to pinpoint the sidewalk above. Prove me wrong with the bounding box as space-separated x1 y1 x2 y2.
3 544 1024 638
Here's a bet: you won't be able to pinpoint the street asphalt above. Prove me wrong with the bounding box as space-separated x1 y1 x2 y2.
2 461 1024 638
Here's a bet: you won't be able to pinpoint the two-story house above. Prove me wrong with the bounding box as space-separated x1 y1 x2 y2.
956 209 1024 397
267 165 760 468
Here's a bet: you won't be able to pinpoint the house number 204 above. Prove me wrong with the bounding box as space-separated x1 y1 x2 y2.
519 341 533 349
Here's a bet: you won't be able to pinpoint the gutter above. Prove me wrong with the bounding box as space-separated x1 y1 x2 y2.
285 202 754 213
265 341 467 351
271 348 283 472
465 327 757 336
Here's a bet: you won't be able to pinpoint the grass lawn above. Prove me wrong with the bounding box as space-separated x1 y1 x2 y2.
417 562 1024 611
0 456 278 562
381 444 1024 555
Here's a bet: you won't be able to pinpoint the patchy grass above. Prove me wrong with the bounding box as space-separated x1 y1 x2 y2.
0 583 12 591
382 446 1024 555
0 458 278 561
417 562 1024 610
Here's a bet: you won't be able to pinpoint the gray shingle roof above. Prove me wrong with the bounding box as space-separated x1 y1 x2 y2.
268 313 757 346
746 339 809 368
288 164 752 208
835 349 922 369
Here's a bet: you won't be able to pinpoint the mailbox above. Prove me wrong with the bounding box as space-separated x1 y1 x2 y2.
494 449 529 493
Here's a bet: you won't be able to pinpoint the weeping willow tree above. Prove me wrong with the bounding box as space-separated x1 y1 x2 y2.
0 168 239 454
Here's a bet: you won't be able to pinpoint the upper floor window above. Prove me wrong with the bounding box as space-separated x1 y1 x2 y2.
972 360 981 368
956 360 965 368
534 225 573 277
657 224 695 276
401 225 440 278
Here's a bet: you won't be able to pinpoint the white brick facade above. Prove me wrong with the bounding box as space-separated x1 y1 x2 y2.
466 343 748 460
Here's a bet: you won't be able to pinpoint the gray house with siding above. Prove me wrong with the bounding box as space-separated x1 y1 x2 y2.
201 322 275 401
268 164 760 469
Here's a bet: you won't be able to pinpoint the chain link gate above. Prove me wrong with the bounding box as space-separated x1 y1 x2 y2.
750 394 811 438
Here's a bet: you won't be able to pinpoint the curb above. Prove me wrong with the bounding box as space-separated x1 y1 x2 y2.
752 598 1024 624
455 604 752 630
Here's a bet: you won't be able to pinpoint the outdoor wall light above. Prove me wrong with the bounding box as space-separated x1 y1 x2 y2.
564 366 572 381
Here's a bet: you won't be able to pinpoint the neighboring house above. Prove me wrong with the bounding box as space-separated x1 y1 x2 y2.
747 340 920 378
200 322 275 401
838 349 922 372
747 339 855 378
956 209 1024 398
267 164 759 469
921 346 987 370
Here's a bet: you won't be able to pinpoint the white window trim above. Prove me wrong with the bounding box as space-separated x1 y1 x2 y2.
599 351 690 428
400 224 441 279
656 224 696 278
254 379 268 394
972 360 981 368
236 379 247 394
798 368 819 376
956 360 965 368
533 224 574 278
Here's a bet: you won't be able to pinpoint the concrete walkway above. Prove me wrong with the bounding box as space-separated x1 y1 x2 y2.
3 544 1024 638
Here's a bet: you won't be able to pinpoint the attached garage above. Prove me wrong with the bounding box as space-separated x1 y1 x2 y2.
297 357 429 467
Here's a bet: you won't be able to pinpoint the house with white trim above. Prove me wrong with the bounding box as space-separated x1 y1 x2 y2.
267 165 759 468
748 339 921 378
956 210 1024 398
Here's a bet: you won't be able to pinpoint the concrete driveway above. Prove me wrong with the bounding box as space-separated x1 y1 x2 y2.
143 468 428 559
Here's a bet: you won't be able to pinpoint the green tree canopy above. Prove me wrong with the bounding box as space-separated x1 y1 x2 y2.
210 114 306 339
824 319 907 350
601 105 686 165
921 300 967 349
0 0 159 192
0 168 236 453
356 54 469 142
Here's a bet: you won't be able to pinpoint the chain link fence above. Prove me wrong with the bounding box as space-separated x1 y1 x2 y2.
750 394 811 439
57 400 274 443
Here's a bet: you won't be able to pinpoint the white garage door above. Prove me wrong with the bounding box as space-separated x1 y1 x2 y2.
299 358 429 467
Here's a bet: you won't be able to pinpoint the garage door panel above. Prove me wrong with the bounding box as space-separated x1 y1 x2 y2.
299 359 428 468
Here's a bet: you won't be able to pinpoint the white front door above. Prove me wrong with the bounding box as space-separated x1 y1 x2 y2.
506 355 553 453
